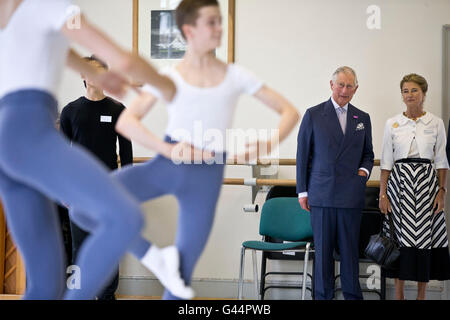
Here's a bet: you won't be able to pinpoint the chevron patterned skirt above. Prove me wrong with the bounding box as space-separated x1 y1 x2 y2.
383 159 450 282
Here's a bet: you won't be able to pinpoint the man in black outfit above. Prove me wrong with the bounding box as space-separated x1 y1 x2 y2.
60 56 133 300
54 116 73 271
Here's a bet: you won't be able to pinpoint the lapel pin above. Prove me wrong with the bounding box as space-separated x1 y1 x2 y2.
353 115 359 119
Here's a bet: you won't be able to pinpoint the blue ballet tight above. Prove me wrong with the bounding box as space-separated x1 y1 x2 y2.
115 148 225 299
72 139 226 299
0 90 144 300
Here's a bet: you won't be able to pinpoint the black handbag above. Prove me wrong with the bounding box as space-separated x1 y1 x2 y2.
364 212 400 270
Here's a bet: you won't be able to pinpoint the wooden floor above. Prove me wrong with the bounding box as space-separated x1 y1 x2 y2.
117 295 160 300
117 295 236 300
0 295 21 300
0 295 235 300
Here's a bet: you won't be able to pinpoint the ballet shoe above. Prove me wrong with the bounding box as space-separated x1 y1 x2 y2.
141 245 195 299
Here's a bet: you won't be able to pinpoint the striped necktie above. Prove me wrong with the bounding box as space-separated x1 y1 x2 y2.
337 107 347 134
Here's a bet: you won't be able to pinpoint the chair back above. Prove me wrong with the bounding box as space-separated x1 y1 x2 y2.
266 186 298 200
259 197 312 241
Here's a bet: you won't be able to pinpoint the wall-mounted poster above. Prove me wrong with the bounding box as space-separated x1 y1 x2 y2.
133 0 235 66
150 10 186 60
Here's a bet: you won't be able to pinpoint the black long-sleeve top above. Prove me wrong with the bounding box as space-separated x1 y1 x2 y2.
60 96 133 170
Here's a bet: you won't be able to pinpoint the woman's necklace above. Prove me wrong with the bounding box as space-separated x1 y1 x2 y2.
403 111 426 121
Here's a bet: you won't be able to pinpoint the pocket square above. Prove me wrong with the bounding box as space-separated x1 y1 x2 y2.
356 123 365 131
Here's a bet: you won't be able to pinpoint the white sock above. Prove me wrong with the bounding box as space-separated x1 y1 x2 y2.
141 245 195 299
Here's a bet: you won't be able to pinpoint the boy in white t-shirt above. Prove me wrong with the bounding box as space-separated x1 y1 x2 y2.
98 0 301 300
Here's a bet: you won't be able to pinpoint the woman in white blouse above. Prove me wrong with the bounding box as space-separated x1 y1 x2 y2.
379 74 450 300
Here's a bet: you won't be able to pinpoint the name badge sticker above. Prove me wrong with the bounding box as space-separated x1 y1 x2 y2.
100 115 112 123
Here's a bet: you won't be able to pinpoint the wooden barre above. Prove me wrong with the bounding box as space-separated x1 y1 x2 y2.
133 158 298 166
224 178 380 188
227 159 297 166
132 157 381 167
131 158 381 187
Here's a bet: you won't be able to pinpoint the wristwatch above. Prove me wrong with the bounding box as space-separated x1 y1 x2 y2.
439 187 447 193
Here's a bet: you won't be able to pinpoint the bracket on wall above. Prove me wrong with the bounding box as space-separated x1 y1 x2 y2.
242 163 279 213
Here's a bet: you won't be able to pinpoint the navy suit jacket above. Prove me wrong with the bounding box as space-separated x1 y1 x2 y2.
296 99 375 209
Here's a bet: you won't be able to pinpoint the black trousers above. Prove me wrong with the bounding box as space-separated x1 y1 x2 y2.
70 220 119 300
57 205 73 268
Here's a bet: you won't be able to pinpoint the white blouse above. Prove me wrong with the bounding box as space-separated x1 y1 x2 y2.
143 64 264 153
380 111 449 170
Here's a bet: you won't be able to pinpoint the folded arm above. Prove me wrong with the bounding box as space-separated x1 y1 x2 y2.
115 92 171 156
253 85 300 148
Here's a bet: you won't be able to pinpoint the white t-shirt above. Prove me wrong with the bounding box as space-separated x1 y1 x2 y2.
143 64 264 153
0 0 77 99
380 112 450 170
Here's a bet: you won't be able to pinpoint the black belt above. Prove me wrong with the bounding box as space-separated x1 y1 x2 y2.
395 158 432 164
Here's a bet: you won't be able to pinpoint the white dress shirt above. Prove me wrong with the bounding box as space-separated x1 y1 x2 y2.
298 97 370 199
380 111 450 171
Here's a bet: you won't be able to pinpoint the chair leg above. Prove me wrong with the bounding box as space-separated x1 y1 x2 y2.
381 267 386 300
333 260 338 299
238 247 246 300
260 252 267 300
251 250 259 299
312 257 315 300
302 243 310 300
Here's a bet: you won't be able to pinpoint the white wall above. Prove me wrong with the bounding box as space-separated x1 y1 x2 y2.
56 0 450 296
58 0 133 106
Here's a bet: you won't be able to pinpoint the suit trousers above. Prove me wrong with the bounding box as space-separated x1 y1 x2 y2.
310 206 363 300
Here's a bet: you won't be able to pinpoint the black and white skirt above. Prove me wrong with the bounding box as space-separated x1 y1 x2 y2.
383 159 450 282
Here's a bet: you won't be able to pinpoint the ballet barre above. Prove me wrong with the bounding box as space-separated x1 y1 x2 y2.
132 158 381 167
223 178 380 188
226 159 381 167
133 157 299 166
131 158 381 188
127 157 381 213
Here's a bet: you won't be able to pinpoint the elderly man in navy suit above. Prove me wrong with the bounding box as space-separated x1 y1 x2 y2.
296 66 374 300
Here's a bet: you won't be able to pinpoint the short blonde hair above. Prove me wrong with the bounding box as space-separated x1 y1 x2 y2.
400 73 428 94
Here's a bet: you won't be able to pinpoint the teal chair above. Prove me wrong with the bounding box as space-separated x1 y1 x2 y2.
237 197 314 300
